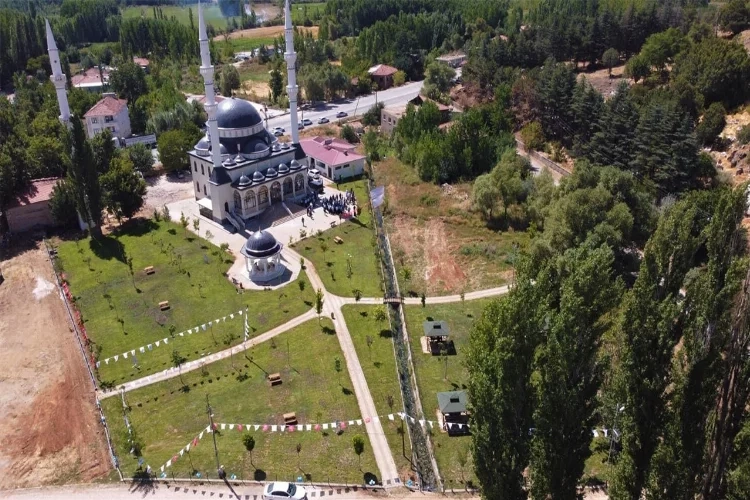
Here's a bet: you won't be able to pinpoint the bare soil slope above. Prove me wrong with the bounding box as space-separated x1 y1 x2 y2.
0 240 110 488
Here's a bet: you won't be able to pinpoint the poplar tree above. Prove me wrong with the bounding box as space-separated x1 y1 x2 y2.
67 117 103 237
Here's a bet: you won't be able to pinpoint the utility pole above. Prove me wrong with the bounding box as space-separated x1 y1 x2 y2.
206 395 224 478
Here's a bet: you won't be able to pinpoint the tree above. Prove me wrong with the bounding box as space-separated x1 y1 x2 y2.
90 128 117 175
625 55 651 83
393 70 406 87
158 125 201 172
171 349 187 387
466 261 540 500
471 173 499 220
353 289 362 302
352 435 365 468
315 288 325 323
529 245 619 499
242 433 256 468
719 0 750 35
320 241 329 263
334 356 342 385
362 102 385 127
738 125 750 145
269 67 284 103
49 180 80 228
366 335 374 359
192 218 200 233
100 156 147 222
373 305 387 330
608 193 715 500
423 61 456 99
179 212 189 237
67 117 103 236
109 62 148 105
127 143 154 174
340 125 358 144
602 48 620 77
220 64 241 97
696 102 727 146
519 121 545 151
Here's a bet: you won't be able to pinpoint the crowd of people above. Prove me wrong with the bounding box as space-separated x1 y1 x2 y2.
322 189 357 217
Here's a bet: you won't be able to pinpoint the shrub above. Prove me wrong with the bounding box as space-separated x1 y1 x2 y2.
696 102 726 146
520 121 545 151
738 124 750 145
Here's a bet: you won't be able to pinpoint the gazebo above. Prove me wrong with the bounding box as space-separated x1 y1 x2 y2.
423 321 455 355
437 391 470 435
240 230 284 282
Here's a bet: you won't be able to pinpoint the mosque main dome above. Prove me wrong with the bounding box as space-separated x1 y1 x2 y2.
216 98 263 129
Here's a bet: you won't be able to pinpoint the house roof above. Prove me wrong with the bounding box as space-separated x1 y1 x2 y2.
383 104 408 119
133 56 150 67
84 95 128 118
300 136 365 167
71 67 108 88
9 177 61 208
368 64 398 77
423 321 449 337
412 94 450 112
437 391 467 414
436 52 466 61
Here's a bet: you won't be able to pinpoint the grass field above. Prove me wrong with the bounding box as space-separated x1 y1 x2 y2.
229 36 277 52
295 177 383 298
373 155 528 296
101 318 379 484
291 2 327 24
55 219 313 385
122 4 239 29
402 299 497 487
342 305 416 482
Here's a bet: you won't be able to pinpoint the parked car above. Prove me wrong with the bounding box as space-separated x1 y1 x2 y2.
302 118 313 126
298 122 304 130
336 111 348 118
263 482 307 500
317 117 330 124
274 129 284 137
273 126 285 133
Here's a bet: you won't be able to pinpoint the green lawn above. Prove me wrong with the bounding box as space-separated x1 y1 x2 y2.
229 36 277 52
291 2 327 24
122 4 238 29
238 62 271 82
295 177 383 298
342 305 415 483
55 219 313 385
402 299 497 487
102 318 378 483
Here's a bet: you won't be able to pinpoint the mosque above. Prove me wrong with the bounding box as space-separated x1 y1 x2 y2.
189 0 310 230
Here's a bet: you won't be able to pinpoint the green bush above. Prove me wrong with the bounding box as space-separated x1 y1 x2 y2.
738 124 750 145
520 121 545 151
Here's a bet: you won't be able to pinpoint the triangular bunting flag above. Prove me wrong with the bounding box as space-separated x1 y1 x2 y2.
306 425 312 431
199 432 204 440
322 424 329 430
161 466 165 473
166 459 172 468
428 421 434 428
356 419 362 425
140 347 145 353
114 355 119 362
419 419 426 427
155 341 160 347
222 316 227 322
131 350 135 356
271 425 277 432
163 338 168 344
179 449 184 456
179 332 184 337
215 319 220 324
230 314 234 319
297 425 303 431
186 443 191 452
147 344 153 351
592 429 599 438
105 358 110 364
96 361 100 368
348 420 354 426
237 424 242 431
447 422 453 429
254 425 260 431
202 324 207 331
123 352 128 359
388 414 395 421
238 310 243 316
208 321 213 327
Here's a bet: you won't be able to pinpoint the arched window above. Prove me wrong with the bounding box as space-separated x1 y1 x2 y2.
233 191 242 211
283 177 293 195
203 185 207 195
201 164 205 175
258 186 269 205
294 174 304 191
244 190 256 209
196 182 200 192
193 161 197 172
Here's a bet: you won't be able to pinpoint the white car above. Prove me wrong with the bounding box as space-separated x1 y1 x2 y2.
263 482 307 499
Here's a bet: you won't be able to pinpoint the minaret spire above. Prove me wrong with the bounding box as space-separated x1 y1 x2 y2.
198 2 223 171
284 0 300 144
46 19 71 127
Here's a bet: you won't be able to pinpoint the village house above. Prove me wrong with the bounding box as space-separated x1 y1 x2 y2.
83 93 130 140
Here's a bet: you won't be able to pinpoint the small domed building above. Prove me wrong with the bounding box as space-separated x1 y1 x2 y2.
240 230 285 282
189 98 308 225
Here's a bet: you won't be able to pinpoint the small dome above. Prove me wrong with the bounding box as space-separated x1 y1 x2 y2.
216 98 263 129
265 167 278 178
194 135 210 151
241 230 282 258
280 142 290 150
238 174 251 186
289 159 301 170
252 170 265 182
277 163 289 173
241 138 270 156
272 143 281 152
223 156 236 166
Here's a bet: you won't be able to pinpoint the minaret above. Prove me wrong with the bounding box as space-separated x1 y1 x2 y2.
284 0 300 144
198 3 223 170
46 20 71 127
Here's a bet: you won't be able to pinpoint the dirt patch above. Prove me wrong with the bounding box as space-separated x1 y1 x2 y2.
240 79 271 100
579 65 633 98
217 25 318 40
424 218 467 291
143 174 195 214
0 241 110 488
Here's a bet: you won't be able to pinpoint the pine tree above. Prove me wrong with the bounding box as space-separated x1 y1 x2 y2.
585 82 638 170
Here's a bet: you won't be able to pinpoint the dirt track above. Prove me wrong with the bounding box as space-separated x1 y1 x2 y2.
217 25 318 40
0 240 110 488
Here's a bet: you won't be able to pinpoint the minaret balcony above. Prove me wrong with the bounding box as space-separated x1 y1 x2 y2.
200 66 214 78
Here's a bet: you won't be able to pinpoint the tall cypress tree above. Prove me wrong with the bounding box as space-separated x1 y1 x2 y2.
67 117 102 237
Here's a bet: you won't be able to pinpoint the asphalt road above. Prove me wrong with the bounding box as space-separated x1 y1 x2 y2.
265 80 424 133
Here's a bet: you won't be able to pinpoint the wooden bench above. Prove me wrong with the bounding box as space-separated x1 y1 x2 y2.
283 412 297 425
334 236 343 244
268 372 282 386
144 266 155 275
159 300 170 311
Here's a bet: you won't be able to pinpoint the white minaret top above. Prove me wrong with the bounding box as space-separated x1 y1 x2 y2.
284 0 300 144
198 2 223 171
46 19 71 127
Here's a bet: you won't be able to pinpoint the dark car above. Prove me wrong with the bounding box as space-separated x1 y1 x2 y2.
336 111 348 118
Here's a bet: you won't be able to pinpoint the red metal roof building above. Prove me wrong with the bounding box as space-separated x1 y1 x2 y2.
71 67 109 91
6 177 62 233
368 64 399 90
300 136 365 181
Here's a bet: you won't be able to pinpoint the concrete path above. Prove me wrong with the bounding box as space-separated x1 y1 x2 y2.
336 285 511 306
98 309 317 399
